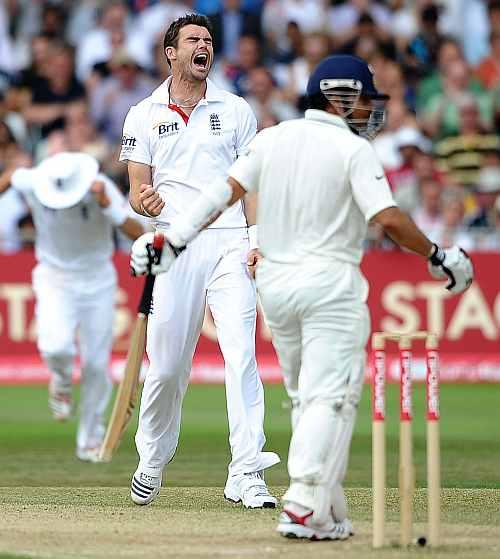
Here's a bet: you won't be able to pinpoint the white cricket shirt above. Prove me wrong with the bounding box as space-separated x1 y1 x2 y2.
119 77 257 228
229 109 396 265
11 172 127 273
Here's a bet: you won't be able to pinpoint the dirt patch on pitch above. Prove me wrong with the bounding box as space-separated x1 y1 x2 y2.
1 488 499 559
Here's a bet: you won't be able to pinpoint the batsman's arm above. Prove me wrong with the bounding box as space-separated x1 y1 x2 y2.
371 207 432 257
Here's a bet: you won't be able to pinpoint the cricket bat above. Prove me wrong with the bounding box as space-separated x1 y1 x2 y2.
98 233 164 462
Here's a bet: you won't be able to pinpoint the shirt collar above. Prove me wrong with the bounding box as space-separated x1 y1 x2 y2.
305 109 350 130
150 76 224 105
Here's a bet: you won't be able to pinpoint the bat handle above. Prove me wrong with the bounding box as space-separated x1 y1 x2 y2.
137 233 164 315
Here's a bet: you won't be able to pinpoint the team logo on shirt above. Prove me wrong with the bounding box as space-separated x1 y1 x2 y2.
155 121 180 138
209 113 222 135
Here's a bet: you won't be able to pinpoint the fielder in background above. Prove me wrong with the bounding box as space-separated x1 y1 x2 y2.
119 13 279 508
0 152 144 462
130 55 474 540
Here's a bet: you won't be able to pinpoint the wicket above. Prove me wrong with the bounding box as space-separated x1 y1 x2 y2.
371 330 440 549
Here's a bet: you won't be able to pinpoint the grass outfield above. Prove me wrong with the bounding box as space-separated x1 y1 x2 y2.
0 383 499 558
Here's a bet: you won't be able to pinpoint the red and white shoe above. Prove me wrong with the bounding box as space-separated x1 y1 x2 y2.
48 381 73 422
277 503 353 540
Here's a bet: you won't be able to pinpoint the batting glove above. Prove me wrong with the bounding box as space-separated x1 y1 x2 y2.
130 232 182 276
428 244 474 294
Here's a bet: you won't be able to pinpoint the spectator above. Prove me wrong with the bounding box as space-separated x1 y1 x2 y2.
434 96 500 189
416 37 463 111
262 0 326 59
133 0 191 68
412 177 444 242
282 32 330 111
89 49 155 143
209 0 262 61
468 165 500 229
435 188 473 250
475 29 500 90
373 99 418 170
386 126 433 199
245 67 299 128
336 12 396 61
421 57 493 139
327 0 391 49
75 1 150 82
218 34 262 97
23 41 85 138
406 2 444 77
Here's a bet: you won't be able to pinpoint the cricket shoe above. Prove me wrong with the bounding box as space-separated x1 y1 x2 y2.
224 471 277 509
277 503 354 541
48 381 73 422
130 468 162 505
76 446 101 463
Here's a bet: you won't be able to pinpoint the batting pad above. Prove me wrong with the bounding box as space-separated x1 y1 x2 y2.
283 399 357 525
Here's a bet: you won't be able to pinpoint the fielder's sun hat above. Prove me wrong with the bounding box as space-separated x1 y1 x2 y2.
12 152 99 209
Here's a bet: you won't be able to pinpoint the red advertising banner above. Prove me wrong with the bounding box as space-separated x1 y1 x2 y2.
0 251 499 383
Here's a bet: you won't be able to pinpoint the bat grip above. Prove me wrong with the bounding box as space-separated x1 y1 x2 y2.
137 233 164 315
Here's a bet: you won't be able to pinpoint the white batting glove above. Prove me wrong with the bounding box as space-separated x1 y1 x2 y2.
428 244 474 294
130 232 179 276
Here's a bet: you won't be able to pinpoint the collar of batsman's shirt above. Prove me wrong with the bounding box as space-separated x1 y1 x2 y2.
151 76 225 124
305 109 351 130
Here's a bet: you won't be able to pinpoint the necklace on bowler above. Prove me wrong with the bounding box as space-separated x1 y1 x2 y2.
169 85 204 109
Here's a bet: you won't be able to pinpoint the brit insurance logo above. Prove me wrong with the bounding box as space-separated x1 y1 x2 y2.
209 113 222 135
155 121 180 138
121 134 136 156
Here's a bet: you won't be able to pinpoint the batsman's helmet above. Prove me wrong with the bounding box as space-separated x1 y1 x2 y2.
306 54 389 139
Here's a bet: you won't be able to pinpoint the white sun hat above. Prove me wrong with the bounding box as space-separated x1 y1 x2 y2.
13 152 99 209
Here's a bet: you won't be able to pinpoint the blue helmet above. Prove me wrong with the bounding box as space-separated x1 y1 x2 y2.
306 54 389 139
306 54 389 99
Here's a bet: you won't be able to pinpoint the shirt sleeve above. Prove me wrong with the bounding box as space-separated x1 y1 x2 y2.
119 105 151 165
10 168 34 195
228 128 269 193
349 140 397 222
234 97 257 157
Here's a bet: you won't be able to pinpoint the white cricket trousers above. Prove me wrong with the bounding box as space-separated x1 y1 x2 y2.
136 228 269 476
256 258 370 517
32 262 115 449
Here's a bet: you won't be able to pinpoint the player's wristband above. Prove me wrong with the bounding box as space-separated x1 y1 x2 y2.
428 243 445 265
248 225 258 250
102 203 129 226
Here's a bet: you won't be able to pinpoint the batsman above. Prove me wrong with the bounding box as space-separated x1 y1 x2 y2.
131 55 474 540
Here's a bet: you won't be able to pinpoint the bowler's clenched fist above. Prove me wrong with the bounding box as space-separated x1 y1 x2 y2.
139 183 165 217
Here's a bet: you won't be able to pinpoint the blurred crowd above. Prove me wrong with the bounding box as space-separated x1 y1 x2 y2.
0 0 499 253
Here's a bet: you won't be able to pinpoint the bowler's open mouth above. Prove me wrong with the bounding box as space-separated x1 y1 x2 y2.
193 52 209 69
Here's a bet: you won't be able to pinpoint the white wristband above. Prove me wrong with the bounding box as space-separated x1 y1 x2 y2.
102 203 128 226
248 225 258 250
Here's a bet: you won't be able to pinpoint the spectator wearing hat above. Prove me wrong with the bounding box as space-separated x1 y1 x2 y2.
23 41 85 138
89 49 155 143
0 152 144 461
468 165 500 229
